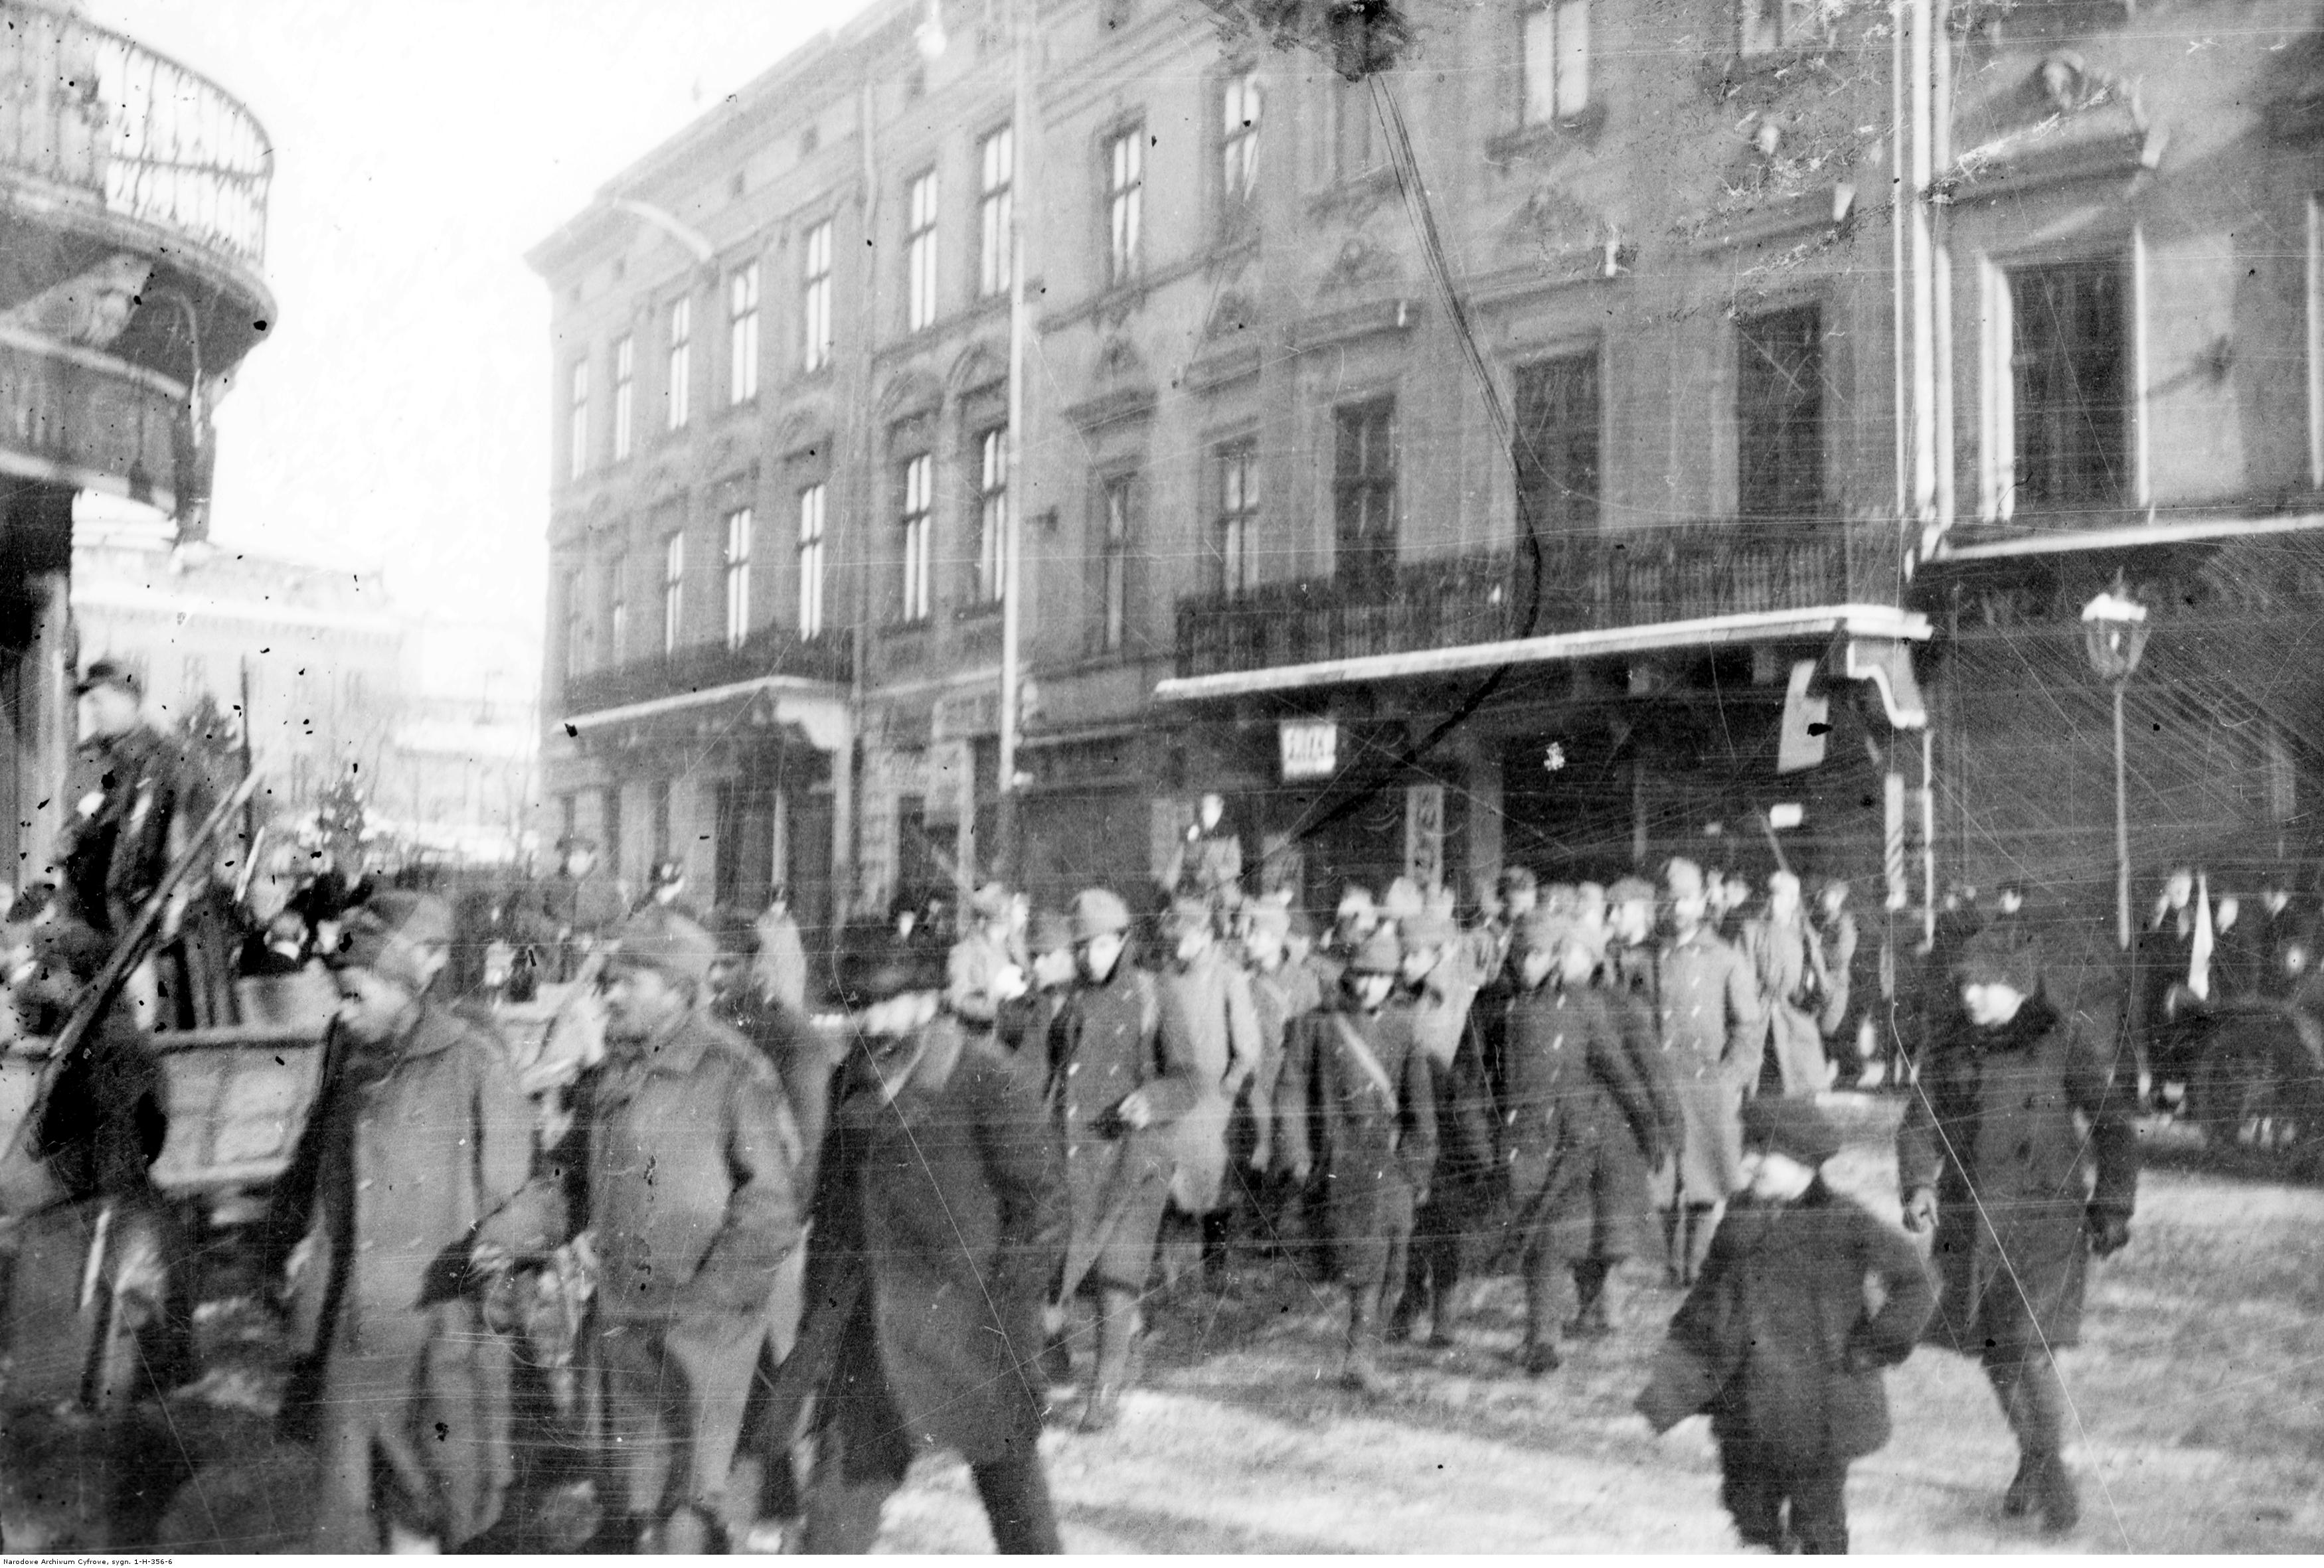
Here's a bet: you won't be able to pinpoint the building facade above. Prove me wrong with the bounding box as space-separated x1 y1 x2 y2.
1 0 274 880
533 0 2324 955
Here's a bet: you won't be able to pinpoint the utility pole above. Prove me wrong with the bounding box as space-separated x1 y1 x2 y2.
995 0 1035 884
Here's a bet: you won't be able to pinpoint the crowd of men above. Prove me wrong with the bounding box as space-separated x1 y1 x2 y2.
5 674 2151 1553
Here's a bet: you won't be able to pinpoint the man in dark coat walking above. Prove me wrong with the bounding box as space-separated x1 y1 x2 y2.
1044 888 1202 1431
787 924 1068 1552
1641 1097 1933 1553
1584 876 1681 1337
1899 927 2138 1536
1277 926 1438 1397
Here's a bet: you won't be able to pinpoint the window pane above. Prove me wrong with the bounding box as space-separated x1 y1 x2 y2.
667 297 691 430
568 360 588 479
1556 1 1590 119
2010 261 2127 509
798 483 825 638
1736 306 1824 520
1523 6 1558 125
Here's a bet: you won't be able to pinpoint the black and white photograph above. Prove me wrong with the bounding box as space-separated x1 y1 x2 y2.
0 0 2319 1553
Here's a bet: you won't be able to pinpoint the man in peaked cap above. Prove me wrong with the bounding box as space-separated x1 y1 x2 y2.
780 921 1066 1551
274 890 536 1551
517 905 802 1551
1278 925 1437 1397
1045 887 1203 1432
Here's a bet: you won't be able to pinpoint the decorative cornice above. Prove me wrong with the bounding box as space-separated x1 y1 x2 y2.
1183 338 1264 394
1692 183 1855 254
1287 297 1420 356
1064 382 1159 431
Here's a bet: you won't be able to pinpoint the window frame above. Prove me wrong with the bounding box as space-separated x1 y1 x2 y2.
1104 124 1145 289
722 506 754 650
975 424 1009 605
1331 76 1381 185
979 124 1014 299
1994 255 2132 520
1217 67 1262 231
803 218 835 372
606 549 629 662
1099 470 1136 653
1512 349 1602 542
1734 303 1826 522
612 333 634 462
662 530 686 655
728 261 761 406
1737 0 1821 58
797 481 827 639
562 564 586 674
666 295 693 431
1521 0 1591 126
567 356 590 481
906 167 940 333
900 451 934 623
1333 396 1399 595
1213 437 1260 599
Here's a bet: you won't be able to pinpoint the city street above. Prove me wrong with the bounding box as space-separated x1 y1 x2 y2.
880 1138 2324 1555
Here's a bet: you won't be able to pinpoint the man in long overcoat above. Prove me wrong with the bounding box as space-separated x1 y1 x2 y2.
1473 910 1661 1372
1047 888 1203 1431
1155 896 1260 1254
274 892 537 1552
1277 926 1438 1397
1740 871 1833 1097
1655 858 1762 1285
1390 907 1497 1348
1898 927 2138 1536
788 925 1067 1551
559 908 803 1551
1581 876 1681 1336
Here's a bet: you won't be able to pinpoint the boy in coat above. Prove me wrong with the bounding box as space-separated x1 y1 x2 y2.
1641 1097 1933 1553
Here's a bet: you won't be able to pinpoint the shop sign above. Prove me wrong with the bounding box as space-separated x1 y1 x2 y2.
1279 719 1338 781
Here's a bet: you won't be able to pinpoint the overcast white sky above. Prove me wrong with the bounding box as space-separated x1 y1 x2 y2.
86 0 880 643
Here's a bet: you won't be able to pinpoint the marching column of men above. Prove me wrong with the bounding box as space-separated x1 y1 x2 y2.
70 828 2131 1554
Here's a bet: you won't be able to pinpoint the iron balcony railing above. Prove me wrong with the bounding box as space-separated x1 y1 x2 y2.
0 0 272 270
562 627 853 717
1174 517 1905 679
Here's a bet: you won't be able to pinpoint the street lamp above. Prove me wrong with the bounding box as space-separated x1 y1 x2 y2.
2082 578 2149 950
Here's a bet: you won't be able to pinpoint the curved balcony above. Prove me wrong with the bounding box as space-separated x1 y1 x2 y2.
0 1 273 273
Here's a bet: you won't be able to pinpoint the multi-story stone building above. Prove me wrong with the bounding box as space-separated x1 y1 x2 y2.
533 0 2324 961
1 0 273 878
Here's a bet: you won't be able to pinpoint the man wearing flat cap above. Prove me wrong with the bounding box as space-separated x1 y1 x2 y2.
1653 858 1762 1287
1278 925 1438 1397
766 921 1064 1551
531 904 803 1551
1046 887 1203 1431
56 658 212 1022
1898 926 2137 1536
272 891 537 1552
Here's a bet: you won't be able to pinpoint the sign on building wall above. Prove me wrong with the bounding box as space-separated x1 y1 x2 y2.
1280 719 1338 781
1404 783 1444 890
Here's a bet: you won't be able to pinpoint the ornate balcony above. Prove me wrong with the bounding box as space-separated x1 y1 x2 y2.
562 627 853 718
0 1 273 273
1173 517 1905 681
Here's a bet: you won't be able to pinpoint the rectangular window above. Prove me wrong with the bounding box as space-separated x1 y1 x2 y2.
907 169 939 332
606 550 629 661
1214 439 1260 597
612 335 634 461
1739 0 1818 56
1106 127 1143 287
562 566 586 673
567 358 590 481
1334 398 1398 594
900 453 933 621
979 125 1013 298
662 530 685 655
1522 1 1590 124
803 220 834 372
1100 473 1134 652
723 507 754 649
797 483 827 639
728 262 760 405
1514 351 1601 541
1219 69 1261 223
2009 260 2127 512
1736 305 1824 520
666 297 692 431
650 779 672 865
1333 76 1380 182
975 426 1008 603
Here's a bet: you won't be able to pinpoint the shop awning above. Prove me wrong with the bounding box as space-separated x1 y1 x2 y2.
561 674 850 753
1153 604 1930 706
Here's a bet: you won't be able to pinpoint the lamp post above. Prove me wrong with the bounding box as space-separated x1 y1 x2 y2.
2082 578 2149 950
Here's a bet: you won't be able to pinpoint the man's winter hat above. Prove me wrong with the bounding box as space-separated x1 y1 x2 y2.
834 919 945 1007
1069 887 1133 941
1246 902 1291 941
1347 925 1402 975
1663 857 1707 900
1028 909 1075 956
1574 882 1608 929
969 881 1015 921
1951 926 2041 995
333 890 453 991
649 858 685 887
1608 875 1657 908
1515 905 1602 961
608 905 716 987
73 657 141 698
1741 1095 1844 1167
1401 909 1459 953
1382 877 1426 924
1335 886 1378 924
1161 896 1214 939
